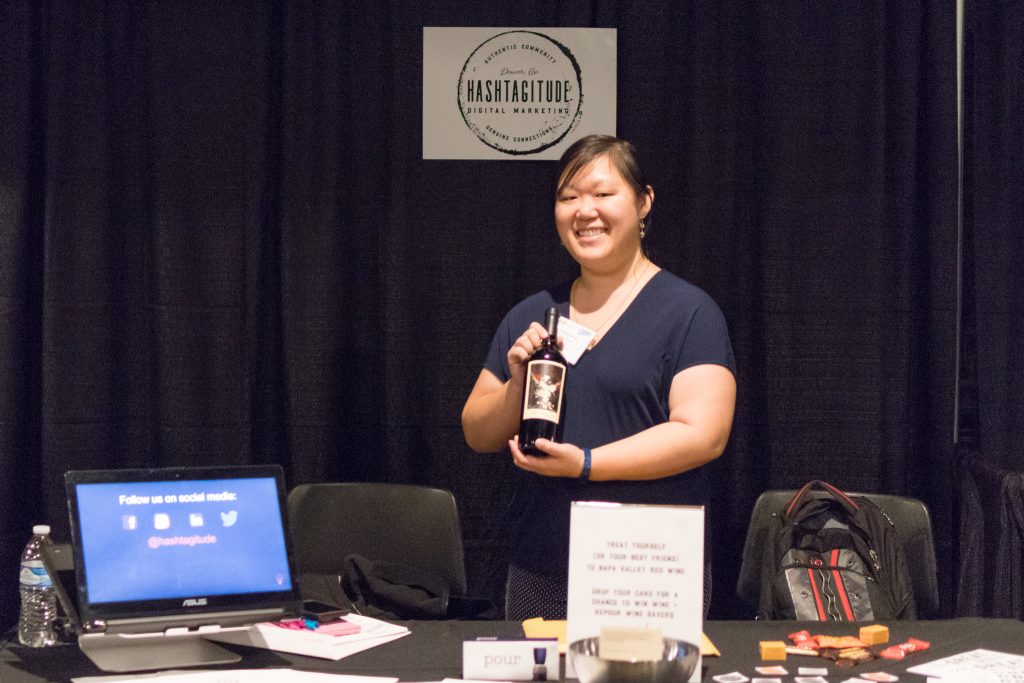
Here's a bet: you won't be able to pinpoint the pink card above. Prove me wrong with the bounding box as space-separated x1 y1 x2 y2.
315 619 361 637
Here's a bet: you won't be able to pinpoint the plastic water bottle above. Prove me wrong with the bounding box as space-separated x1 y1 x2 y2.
18 525 57 647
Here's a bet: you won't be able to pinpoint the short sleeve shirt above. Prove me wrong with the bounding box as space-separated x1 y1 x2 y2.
483 269 735 574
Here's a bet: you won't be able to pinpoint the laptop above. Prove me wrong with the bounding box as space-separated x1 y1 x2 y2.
64 465 301 672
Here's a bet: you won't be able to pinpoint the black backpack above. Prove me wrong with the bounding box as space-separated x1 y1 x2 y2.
757 480 916 621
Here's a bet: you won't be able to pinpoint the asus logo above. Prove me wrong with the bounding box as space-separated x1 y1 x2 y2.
182 598 208 607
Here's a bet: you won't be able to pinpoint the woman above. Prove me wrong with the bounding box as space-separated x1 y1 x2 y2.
462 135 736 620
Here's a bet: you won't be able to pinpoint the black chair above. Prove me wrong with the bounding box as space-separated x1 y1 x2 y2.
736 489 940 618
287 482 468 596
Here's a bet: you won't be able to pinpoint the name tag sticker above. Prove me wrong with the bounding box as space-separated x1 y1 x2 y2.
557 317 596 365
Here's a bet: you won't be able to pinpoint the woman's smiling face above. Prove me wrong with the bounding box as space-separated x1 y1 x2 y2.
555 154 653 274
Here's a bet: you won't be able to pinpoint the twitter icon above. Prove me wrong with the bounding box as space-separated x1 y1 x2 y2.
220 510 238 527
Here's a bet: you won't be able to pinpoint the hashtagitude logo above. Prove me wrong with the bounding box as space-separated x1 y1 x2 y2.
457 30 584 155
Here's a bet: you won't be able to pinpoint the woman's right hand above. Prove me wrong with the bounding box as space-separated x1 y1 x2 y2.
507 322 549 383
462 321 555 453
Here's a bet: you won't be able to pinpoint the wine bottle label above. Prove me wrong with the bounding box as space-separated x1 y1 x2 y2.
522 360 566 422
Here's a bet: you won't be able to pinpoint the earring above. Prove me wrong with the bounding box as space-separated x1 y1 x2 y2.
639 219 646 239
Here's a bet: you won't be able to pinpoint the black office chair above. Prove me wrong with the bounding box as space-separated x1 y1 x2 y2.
287 482 468 597
736 489 940 618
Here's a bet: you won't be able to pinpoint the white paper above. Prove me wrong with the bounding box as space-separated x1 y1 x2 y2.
203 614 410 661
73 671 397 683
566 502 704 682
907 648 1024 681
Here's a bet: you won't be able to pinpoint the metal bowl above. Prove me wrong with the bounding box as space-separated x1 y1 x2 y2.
568 636 700 683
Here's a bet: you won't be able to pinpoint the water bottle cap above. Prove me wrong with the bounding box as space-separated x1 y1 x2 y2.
32 525 51 535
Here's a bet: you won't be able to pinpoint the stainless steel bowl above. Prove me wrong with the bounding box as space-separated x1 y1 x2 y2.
568 636 700 683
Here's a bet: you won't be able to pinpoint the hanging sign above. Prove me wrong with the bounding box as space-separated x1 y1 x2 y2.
423 27 617 160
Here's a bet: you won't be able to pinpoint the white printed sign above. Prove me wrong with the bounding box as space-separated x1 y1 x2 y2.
423 27 617 159
566 502 704 682
907 648 1024 681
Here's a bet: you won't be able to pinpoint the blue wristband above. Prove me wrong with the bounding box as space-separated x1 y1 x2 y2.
579 448 592 482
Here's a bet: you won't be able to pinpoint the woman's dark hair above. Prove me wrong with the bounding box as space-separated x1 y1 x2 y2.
554 135 652 204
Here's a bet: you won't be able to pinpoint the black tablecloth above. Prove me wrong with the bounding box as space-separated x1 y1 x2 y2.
3 618 1023 682
703 618 1024 679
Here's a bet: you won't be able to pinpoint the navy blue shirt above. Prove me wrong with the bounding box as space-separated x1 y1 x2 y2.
483 269 735 574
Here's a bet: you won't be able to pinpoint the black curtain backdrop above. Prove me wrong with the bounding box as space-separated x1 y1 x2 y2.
951 0 1024 617
961 0 1024 469
2 0 1013 627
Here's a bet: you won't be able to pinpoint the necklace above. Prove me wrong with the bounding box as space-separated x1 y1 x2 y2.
571 260 651 349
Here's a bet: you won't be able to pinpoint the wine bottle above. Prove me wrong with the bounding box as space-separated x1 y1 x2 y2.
519 307 567 455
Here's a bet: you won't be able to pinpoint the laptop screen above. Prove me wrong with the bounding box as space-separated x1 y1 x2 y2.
65 465 300 631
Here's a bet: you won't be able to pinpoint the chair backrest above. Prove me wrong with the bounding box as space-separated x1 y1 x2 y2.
287 482 467 596
736 489 940 618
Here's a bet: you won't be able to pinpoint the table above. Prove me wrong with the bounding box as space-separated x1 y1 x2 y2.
3 618 1023 682
703 618 1024 678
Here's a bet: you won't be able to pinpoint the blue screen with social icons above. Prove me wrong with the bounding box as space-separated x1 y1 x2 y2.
74 477 292 603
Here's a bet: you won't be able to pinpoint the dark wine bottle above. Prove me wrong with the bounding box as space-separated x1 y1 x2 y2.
519 307 567 455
